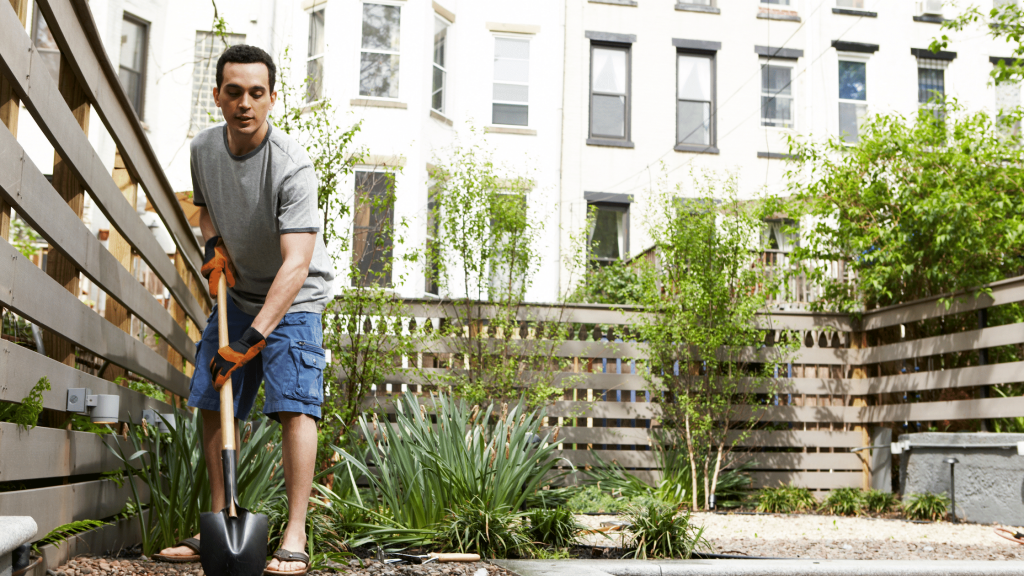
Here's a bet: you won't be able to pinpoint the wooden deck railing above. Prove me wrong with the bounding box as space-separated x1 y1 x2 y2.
0 0 209 570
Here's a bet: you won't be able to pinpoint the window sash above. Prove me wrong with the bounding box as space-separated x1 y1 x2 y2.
676 53 714 145
590 44 630 140
352 171 395 288
761 64 793 128
492 37 530 126
588 204 629 261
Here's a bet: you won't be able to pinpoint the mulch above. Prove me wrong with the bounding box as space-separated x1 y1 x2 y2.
50 556 516 576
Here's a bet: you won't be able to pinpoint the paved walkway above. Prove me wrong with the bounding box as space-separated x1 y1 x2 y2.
494 558 1024 576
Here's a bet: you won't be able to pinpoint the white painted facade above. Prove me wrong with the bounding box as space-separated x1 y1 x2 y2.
11 0 1022 305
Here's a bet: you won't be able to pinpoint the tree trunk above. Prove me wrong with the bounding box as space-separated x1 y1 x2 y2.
684 411 698 510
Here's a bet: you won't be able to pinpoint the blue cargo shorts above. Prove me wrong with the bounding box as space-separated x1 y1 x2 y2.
187 295 325 422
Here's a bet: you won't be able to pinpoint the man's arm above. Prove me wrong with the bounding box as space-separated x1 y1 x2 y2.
250 232 316 338
199 207 216 242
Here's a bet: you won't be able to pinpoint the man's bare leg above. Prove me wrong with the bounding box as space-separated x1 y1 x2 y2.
266 412 317 573
156 409 240 557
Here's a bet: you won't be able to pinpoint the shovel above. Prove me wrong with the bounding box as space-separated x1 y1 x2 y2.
200 274 269 576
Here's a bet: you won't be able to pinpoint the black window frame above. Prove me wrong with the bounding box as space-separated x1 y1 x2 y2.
587 41 633 146
118 13 149 119
674 48 718 154
585 192 632 264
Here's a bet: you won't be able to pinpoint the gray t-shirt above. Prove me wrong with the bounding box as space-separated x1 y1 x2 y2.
190 122 334 316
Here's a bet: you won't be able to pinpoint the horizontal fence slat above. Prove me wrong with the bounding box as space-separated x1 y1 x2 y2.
0 7 207 330
734 451 864 471
0 423 133 481
0 240 191 397
730 430 864 448
542 426 651 445
750 471 864 490
862 275 1024 330
38 0 207 297
546 400 659 420
862 395 1024 423
554 449 657 468
0 339 174 418
0 129 195 363
862 323 1024 365
36 509 149 573
0 479 147 543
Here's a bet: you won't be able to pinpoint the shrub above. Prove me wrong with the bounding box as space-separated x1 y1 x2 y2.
567 485 625 514
524 507 586 549
819 487 865 516
864 489 899 514
755 485 817 514
623 501 710 560
435 498 532 559
902 492 950 521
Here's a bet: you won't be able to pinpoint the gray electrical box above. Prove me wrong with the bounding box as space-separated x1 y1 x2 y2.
66 388 90 413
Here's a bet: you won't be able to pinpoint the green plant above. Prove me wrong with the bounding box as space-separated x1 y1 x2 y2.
566 485 626 514
532 548 574 560
623 500 710 560
334 392 563 548
932 2 1024 86
32 519 110 554
864 489 899 514
524 507 586 549
902 492 950 522
634 174 794 510
435 498 532 559
0 377 50 431
755 485 817 514
11 217 41 259
114 376 167 404
819 487 865 516
112 411 286 554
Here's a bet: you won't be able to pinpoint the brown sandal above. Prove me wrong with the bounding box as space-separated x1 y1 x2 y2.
264 549 310 576
152 537 201 563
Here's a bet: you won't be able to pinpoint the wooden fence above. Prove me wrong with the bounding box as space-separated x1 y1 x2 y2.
0 0 209 571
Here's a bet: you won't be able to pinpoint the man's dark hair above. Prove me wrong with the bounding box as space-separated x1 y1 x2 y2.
216 44 277 92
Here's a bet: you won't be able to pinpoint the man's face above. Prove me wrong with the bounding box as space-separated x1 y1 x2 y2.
214 62 276 136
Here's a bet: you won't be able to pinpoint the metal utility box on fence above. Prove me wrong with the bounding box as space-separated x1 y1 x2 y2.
898 432 1024 525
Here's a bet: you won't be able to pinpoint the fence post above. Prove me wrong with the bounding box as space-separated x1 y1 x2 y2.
42 54 91 367
102 151 138 382
850 330 870 490
977 308 990 432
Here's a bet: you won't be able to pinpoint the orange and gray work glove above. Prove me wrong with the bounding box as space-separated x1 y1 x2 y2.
200 236 236 297
210 327 266 389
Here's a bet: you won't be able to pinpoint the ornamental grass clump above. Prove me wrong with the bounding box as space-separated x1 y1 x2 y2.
334 392 562 547
902 492 950 521
623 501 711 560
435 498 532 559
864 489 899 514
755 485 817 514
819 487 865 516
524 507 586 549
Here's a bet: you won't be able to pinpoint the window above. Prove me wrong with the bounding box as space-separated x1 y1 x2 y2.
590 44 630 140
838 60 866 143
488 193 528 297
996 80 1021 135
360 3 401 99
761 63 793 128
352 171 395 287
191 31 246 133
118 15 148 118
432 17 449 114
836 0 866 7
589 203 629 263
425 184 440 295
31 4 60 83
761 219 798 266
492 37 530 126
306 8 325 103
917 59 946 120
762 0 791 4
676 53 713 146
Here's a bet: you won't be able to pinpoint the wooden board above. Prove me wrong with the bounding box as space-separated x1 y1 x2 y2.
861 323 1024 365
0 339 174 418
750 471 864 490
0 478 148 543
37 0 207 293
0 129 195 362
0 423 134 481
0 8 207 330
862 275 1024 330
0 240 191 397
729 430 864 448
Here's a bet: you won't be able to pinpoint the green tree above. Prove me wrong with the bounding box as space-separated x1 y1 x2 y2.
634 173 792 510
783 100 1024 312
931 2 1024 86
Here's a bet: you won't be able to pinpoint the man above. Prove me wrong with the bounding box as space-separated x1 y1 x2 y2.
153 45 333 576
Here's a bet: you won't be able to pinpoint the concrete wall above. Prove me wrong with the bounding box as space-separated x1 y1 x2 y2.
899 432 1024 525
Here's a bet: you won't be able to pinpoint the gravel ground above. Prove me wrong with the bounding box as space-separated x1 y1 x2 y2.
576 512 1024 561
51 556 515 576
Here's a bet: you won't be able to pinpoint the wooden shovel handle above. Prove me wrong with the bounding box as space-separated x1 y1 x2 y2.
429 554 480 562
216 275 237 517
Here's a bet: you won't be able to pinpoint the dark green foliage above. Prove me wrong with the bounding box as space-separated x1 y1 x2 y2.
902 492 950 522
435 498 531 559
566 485 626 514
524 507 586 549
623 501 710 560
572 260 644 305
0 377 50 431
755 485 817 513
114 376 167 404
864 489 899 514
32 519 109 554
819 487 865 516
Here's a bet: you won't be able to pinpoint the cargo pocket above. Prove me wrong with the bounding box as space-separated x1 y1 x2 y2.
284 341 326 403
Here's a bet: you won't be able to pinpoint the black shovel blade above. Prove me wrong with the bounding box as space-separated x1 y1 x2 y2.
200 506 269 576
